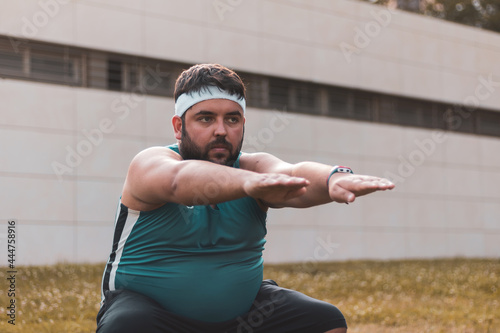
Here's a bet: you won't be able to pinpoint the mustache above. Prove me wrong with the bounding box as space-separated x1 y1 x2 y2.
207 137 233 151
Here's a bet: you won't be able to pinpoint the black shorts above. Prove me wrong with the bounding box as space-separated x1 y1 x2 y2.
96 280 347 333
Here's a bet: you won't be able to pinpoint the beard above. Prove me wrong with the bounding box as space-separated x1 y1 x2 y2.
179 121 244 167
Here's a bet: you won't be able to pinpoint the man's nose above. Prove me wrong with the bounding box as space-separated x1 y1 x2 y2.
214 119 227 136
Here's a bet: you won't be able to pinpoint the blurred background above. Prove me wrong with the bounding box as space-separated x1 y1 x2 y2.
0 0 499 266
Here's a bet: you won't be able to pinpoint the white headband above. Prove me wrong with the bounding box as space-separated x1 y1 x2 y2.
174 86 246 117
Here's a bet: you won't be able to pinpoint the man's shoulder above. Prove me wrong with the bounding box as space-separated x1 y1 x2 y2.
141 145 179 155
239 152 283 172
130 146 182 167
238 151 263 168
165 143 179 153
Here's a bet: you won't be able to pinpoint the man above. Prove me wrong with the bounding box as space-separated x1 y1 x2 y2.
96 63 394 333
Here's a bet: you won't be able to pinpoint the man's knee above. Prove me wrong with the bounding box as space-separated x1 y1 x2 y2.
324 328 347 333
97 290 163 333
98 305 157 332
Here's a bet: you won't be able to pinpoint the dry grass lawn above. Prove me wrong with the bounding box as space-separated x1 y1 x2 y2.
0 258 498 332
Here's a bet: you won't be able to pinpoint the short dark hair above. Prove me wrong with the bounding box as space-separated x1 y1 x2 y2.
174 64 246 101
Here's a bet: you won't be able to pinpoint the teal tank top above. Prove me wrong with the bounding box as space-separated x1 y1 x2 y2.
101 144 267 322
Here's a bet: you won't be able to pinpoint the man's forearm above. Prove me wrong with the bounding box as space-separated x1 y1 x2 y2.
172 160 253 205
288 162 334 208
126 148 311 210
288 161 395 208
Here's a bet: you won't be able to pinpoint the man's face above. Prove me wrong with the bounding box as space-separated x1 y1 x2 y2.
175 99 245 166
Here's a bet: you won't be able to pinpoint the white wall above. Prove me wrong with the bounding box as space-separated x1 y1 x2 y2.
0 0 499 265
2 0 499 109
0 79 173 265
248 109 500 262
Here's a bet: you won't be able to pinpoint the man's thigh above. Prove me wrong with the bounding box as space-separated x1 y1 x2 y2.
226 279 347 333
96 289 221 333
96 281 347 333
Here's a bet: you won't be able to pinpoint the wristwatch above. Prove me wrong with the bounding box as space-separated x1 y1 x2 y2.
326 165 353 187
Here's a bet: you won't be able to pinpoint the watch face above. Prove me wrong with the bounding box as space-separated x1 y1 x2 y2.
337 166 353 173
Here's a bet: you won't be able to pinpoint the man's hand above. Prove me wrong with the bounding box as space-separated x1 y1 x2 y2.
243 173 310 206
328 174 395 204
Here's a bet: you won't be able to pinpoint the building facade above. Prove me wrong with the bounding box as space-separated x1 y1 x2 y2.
0 0 499 265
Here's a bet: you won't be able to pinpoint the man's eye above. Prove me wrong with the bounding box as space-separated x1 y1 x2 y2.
227 117 239 124
199 117 212 122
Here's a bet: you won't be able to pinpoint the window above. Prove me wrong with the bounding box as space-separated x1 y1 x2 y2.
477 110 500 136
0 38 24 77
31 52 80 85
140 62 177 97
26 42 81 85
444 105 476 134
291 83 318 114
328 88 351 119
125 63 140 90
241 74 268 108
327 89 372 121
431 103 449 130
396 98 422 126
88 52 107 89
1 34 499 138
418 101 436 129
268 78 290 110
378 95 397 125
352 91 372 121
107 59 122 91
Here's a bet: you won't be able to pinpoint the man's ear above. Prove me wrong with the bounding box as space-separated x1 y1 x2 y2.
172 115 182 140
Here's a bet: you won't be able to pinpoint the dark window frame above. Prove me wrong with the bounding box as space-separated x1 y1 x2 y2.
0 34 499 139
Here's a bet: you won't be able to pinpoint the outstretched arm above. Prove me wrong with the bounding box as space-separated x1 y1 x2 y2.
121 147 311 211
239 152 394 208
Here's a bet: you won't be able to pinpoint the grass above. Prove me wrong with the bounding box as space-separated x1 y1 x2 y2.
0 258 498 333
265 259 500 333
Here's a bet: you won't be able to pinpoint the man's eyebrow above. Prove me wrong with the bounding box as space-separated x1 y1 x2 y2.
194 110 216 116
194 110 243 116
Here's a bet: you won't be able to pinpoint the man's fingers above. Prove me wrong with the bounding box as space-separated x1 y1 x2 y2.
248 174 310 205
379 179 395 189
261 174 309 188
330 175 395 203
339 176 394 192
330 183 355 203
283 186 308 200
